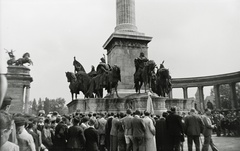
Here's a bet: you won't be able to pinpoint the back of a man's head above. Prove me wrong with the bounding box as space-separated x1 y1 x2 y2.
126 109 132 115
170 106 177 113
205 108 211 116
190 108 196 114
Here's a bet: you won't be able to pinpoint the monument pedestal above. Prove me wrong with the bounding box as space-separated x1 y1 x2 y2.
67 93 167 115
67 93 195 115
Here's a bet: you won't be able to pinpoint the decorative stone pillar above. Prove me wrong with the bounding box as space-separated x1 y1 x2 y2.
214 84 220 109
24 85 30 113
198 86 205 111
5 66 33 113
183 87 188 99
229 83 237 109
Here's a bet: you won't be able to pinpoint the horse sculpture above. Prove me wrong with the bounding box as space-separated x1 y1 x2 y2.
86 64 121 98
6 50 33 66
154 62 172 97
134 60 156 93
65 72 80 100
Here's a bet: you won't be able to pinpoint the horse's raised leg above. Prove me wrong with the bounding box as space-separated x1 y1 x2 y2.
115 84 120 98
71 92 74 101
139 81 143 94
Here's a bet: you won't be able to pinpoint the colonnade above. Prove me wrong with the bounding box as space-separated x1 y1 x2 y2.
170 71 240 111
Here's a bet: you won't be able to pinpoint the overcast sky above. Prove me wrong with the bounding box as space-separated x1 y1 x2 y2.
1 0 240 104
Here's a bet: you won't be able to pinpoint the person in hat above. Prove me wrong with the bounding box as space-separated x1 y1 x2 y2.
132 110 145 151
15 116 36 151
122 109 133 151
201 109 219 151
84 118 99 151
0 111 19 151
166 106 184 151
142 111 156 151
0 96 12 112
0 96 18 145
80 116 89 131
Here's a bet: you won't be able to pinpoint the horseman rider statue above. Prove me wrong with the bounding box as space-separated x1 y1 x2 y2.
96 55 110 88
134 52 149 91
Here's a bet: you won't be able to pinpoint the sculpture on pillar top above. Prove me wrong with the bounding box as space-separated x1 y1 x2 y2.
153 61 172 97
5 49 33 66
134 52 156 93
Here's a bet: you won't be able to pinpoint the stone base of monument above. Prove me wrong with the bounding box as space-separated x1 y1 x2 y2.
67 92 195 115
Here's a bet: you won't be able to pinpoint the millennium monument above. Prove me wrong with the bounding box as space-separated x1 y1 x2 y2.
67 0 186 114
4 50 33 113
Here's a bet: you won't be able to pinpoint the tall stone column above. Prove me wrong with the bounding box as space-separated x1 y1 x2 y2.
103 0 152 96
24 86 30 113
214 84 220 109
229 83 237 109
183 87 188 99
198 86 205 111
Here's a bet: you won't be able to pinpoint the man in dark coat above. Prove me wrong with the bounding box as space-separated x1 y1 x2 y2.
84 118 99 151
156 112 168 151
166 106 184 151
184 108 204 151
53 117 68 151
67 117 85 151
105 113 114 151
132 110 145 151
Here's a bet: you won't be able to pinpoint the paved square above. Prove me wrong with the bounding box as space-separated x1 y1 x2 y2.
183 135 240 151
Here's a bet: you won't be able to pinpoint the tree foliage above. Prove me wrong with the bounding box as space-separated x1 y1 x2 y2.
210 83 240 109
30 97 67 115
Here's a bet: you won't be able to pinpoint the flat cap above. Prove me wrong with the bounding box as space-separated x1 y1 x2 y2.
14 117 26 127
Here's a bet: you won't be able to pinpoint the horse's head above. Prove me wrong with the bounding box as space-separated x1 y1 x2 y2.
65 72 76 82
146 60 156 73
22 52 30 59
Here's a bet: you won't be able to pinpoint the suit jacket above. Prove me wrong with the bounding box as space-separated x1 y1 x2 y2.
122 115 133 135
97 117 107 135
110 117 119 136
67 125 85 149
84 127 99 151
166 113 184 136
184 114 204 136
202 115 214 136
156 117 168 145
131 116 145 138
142 116 155 138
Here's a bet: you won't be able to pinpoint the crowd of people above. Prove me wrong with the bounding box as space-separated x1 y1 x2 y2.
3 94 238 151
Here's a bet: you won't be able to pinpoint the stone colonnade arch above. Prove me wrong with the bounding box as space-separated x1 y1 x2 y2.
170 71 240 111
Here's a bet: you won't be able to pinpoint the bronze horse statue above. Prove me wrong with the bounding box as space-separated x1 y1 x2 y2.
65 72 80 100
86 64 121 98
134 60 156 93
154 62 172 97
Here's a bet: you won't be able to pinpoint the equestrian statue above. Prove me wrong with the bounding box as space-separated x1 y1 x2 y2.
153 61 172 97
134 52 156 93
66 55 121 100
